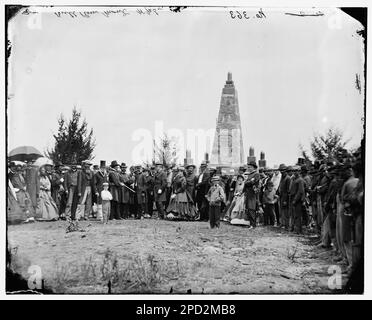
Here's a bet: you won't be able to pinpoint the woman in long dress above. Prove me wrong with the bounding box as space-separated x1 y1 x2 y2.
166 167 197 220
35 166 59 221
7 180 27 224
230 174 250 226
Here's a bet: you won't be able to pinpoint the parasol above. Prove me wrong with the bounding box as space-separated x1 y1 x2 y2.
8 146 43 162
33 157 54 167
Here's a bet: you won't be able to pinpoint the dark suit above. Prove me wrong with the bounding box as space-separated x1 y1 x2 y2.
195 169 210 221
154 170 167 218
136 172 148 218
119 172 132 218
279 174 291 228
243 171 261 227
109 169 121 219
93 170 109 204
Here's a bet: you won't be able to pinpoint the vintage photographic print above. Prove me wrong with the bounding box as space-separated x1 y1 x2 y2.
4 4 366 297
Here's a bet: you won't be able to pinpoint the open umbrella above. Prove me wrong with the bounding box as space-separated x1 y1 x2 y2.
8 146 43 162
34 157 54 167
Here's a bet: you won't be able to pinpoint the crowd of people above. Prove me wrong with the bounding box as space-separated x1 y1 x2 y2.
7 147 364 280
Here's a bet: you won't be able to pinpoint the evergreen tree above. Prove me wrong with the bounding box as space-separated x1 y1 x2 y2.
46 107 96 164
299 127 351 164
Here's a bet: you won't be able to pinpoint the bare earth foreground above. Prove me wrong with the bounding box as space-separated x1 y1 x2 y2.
7 219 344 294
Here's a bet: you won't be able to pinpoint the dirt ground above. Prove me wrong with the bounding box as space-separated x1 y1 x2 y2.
7 219 348 294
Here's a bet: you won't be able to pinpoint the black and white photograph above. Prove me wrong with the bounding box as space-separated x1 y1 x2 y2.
3 2 368 300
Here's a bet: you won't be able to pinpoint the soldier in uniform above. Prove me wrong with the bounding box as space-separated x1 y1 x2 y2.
153 162 167 219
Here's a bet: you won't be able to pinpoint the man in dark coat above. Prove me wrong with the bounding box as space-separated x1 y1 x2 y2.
278 164 291 230
289 166 306 234
93 160 109 220
300 165 312 227
108 161 123 220
154 163 167 219
135 166 148 219
243 161 261 228
146 166 155 217
119 163 133 219
64 164 79 219
77 160 95 220
195 161 210 221
128 166 138 217
51 161 66 218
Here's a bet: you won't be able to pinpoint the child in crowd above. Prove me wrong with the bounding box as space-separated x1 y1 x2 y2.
101 182 113 224
262 181 279 226
205 175 226 229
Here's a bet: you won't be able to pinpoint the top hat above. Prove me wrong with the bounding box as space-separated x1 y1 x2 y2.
100 160 106 168
110 160 120 168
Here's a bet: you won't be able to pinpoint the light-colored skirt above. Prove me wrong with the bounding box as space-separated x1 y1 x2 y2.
36 190 59 221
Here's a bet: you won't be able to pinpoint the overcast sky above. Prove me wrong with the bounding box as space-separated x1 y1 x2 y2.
7 7 365 167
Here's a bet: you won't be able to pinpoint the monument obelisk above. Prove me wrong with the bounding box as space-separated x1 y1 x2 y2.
210 72 245 167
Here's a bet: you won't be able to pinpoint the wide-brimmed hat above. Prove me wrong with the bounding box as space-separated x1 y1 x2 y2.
93 164 99 170
121 162 127 168
83 160 93 166
110 160 120 168
185 164 196 169
278 164 287 171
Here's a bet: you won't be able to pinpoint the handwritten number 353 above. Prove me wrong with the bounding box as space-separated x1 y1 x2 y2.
230 11 249 19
